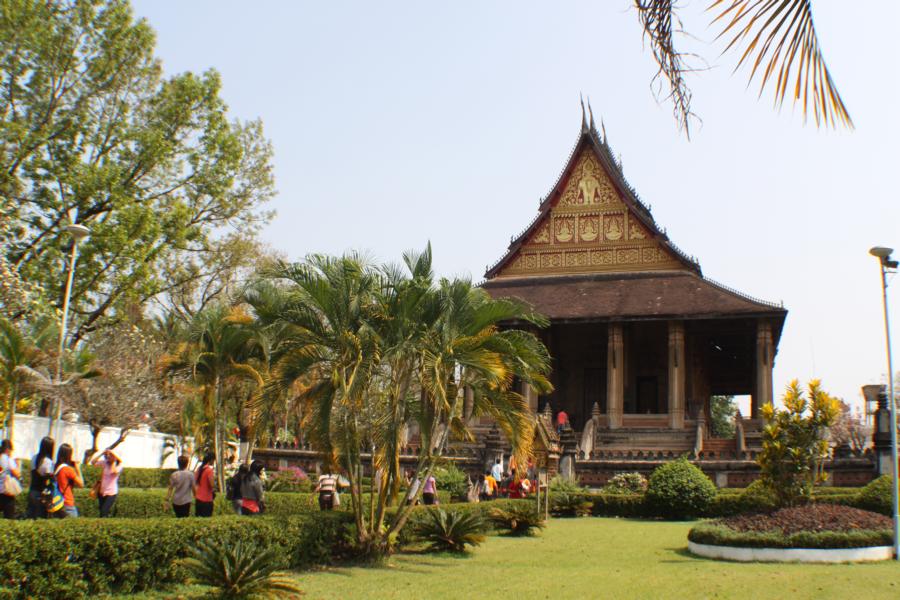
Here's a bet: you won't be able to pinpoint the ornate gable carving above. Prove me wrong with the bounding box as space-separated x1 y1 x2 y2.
495 148 684 278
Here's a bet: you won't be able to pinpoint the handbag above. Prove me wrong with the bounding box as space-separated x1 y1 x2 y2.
2 475 21 497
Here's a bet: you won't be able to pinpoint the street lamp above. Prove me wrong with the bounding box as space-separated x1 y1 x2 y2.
869 245 899 560
49 222 90 440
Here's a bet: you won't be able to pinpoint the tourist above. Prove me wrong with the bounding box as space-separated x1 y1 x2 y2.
481 471 496 501
556 409 569 433
228 463 248 514
240 460 265 515
54 443 83 518
405 470 420 505
26 436 55 519
316 470 338 511
166 455 195 518
91 449 122 518
491 457 503 483
0 439 21 519
422 473 437 505
194 452 216 517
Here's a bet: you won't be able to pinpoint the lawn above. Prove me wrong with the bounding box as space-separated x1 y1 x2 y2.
118 518 900 600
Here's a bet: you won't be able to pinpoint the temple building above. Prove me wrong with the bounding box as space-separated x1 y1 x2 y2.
480 111 788 475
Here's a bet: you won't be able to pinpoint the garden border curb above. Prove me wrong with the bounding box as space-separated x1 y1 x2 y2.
687 541 893 563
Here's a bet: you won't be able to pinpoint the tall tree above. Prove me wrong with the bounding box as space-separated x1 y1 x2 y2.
258 249 551 558
1 0 274 340
709 395 736 438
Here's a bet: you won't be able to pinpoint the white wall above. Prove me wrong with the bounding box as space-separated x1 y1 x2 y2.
3 414 183 468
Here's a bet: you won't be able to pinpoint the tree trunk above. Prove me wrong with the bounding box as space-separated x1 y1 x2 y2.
214 376 226 492
6 384 15 444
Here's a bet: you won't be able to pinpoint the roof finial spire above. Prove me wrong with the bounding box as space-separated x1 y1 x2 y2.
588 100 596 133
580 94 588 133
601 117 608 144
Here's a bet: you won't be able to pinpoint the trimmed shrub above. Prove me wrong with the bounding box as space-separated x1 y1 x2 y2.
738 479 779 513
589 493 647 518
646 458 716 519
17 459 174 490
688 521 892 549
549 475 585 494
0 513 353 599
856 476 894 516
14 489 323 519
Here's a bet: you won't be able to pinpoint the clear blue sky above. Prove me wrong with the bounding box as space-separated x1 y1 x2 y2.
132 0 899 412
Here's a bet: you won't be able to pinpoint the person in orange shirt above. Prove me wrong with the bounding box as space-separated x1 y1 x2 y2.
194 452 216 517
54 444 84 518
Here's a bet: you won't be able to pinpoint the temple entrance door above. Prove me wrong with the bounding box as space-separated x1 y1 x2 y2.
636 376 658 414
582 368 605 429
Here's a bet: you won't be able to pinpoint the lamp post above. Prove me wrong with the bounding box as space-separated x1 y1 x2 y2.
869 245 899 560
49 223 90 440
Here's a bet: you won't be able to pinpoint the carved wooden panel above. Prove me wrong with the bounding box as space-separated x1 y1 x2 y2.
497 148 683 277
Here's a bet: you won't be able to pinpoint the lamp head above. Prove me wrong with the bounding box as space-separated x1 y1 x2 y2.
869 246 894 259
66 224 90 241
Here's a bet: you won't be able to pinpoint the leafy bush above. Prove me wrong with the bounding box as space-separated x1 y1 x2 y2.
265 466 312 493
856 476 895 516
433 464 470 501
182 538 303 599
489 503 545 536
688 521 892 549
602 472 648 494
738 479 779 513
548 475 585 494
589 493 648 518
414 508 486 553
758 379 840 506
646 458 716 519
0 513 352 599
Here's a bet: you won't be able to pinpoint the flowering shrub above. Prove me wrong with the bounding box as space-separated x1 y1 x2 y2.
266 466 312 493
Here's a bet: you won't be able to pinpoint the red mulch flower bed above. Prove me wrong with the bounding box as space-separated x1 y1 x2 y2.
718 504 891 535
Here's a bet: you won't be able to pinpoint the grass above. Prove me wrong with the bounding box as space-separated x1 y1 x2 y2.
112 518 900 600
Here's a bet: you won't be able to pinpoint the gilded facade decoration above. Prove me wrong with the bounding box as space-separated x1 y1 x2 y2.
496 147 683 277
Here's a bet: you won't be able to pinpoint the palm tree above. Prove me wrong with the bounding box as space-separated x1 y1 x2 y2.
0 316 55 442
258 248 551 558
635 0 851 135
160 303 263 489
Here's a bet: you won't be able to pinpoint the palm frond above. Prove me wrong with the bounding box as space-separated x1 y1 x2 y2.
710 0 852 128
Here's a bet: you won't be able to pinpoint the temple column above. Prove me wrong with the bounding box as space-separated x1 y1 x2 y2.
606 323 624 429
668 321 686 429
520 380 539 414
463 386 474 421
752 320 774 419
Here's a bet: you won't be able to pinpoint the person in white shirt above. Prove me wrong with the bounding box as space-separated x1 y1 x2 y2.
26 437 55 519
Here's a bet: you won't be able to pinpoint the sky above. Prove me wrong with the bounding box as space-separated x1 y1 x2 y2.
132 0 899 414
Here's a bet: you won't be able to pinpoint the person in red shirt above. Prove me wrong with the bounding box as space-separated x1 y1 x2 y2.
556 410 569 433
194 452 216 517
54 444 84 518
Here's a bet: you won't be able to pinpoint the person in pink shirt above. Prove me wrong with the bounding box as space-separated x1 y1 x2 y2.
422 474 437 505
91 449 122 518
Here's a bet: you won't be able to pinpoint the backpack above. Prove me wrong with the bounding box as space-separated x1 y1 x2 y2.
42 465 66 513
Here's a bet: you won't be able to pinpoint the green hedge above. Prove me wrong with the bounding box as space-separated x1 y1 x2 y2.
688 521 893 549
17 459 173 490
14 489 325 518
0 513 353 599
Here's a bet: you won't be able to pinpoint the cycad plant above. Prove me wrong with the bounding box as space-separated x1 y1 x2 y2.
415 508 486 553
489 504 546 536
181 539 302 600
